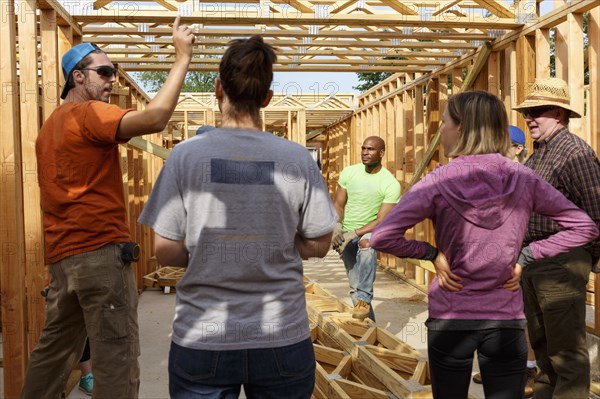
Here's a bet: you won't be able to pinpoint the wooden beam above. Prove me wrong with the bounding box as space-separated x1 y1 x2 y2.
0 0 28 396
461 42 493 91
93 0 113 9
535 28 551 79
590 1 600 154
564 12 585 138
127 137 171 160
73 12 522 30
492 0 599 51
514 33 536 114
471 0 515 18
377 0 418 15
95 37 478 50
83 26 492 41
19 0 46 358
123 64 437 73
104 46 459 59
110 56 445 67
407 42 493 188
37 0 83 36
40 9 60 118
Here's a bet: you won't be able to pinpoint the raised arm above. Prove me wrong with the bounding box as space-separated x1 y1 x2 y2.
117 16 195 139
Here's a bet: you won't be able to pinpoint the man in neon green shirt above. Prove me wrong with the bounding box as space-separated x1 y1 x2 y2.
332 136 401 320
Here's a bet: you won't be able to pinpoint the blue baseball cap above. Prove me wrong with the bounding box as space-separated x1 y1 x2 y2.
60 42 100 99
509 125 525 146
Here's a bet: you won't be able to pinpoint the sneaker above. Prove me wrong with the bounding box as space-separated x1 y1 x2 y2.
352 300 370 320
79 372 93 396
524 367 537 398
472 372 482 384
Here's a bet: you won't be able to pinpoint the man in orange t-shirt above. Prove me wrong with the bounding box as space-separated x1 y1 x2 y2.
21 16 194 399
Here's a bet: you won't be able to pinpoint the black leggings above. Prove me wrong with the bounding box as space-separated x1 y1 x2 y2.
428 328 527 399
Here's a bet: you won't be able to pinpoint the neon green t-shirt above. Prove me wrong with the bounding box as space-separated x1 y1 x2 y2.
339 163 401 231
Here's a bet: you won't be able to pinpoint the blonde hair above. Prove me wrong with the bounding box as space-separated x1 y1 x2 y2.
445 91 511 158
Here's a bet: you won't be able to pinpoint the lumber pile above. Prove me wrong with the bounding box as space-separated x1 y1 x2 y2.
587 273 595 305
305 278 472 399
305 278 431 398
143 266 185 292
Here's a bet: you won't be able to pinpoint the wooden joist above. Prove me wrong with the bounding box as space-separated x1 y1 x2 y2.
142 266 185 290
305 278 456 399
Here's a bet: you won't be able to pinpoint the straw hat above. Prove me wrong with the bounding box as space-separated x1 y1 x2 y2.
513 77 581 118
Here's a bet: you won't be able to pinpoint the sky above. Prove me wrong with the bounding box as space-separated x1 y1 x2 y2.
272 72 361 96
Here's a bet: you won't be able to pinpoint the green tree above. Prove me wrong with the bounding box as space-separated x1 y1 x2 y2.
353 72 392 92
133 71 218 92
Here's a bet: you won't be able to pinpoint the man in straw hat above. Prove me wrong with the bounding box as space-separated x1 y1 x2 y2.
514 77 600 398
21 16 194 399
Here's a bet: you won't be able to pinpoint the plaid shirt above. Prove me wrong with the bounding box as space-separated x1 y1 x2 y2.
524 127 600 261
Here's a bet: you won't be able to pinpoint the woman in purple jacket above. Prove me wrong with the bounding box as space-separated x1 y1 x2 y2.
370 91 598 399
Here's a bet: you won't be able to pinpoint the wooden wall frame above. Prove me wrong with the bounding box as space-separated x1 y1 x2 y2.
1 1 599 397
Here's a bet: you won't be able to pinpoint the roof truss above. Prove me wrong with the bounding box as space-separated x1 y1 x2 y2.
60 0 528 73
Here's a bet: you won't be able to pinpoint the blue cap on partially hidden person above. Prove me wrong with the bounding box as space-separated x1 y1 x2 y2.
60 42 100 99
195 125 215 135
509 125 525 146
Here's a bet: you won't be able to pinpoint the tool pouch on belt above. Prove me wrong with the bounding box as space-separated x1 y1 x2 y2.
121 242 140 263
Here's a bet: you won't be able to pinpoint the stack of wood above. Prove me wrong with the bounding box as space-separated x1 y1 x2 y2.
587 273 595 305
305 278 474 399
143 266 185 292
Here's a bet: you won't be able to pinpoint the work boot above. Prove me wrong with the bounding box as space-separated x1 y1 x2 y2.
352 300 370 320
524 367 537 398
472 372 482 384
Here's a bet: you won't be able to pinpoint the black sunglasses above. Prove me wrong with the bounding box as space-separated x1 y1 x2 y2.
519 106 556 118
78 65 117 78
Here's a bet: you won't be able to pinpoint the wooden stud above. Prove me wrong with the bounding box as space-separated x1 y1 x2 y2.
19 0 46 353
0 0 29 395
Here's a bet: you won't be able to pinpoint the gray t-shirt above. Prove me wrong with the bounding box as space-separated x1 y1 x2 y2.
139 128 337 350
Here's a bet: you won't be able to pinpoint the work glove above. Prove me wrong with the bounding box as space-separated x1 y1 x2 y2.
331 223 344 249
334 230 358 255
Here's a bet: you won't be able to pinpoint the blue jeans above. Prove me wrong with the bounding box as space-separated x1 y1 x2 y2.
340 233 377 319
169 338 315 399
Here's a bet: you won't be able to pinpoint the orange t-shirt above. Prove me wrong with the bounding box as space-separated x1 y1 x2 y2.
36 101 133 264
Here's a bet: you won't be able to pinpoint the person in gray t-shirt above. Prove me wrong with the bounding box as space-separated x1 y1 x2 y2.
139 36 337 399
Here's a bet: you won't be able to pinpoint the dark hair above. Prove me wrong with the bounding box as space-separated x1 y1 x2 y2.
64 49 104 92
219 36 276 123
445 91 510 157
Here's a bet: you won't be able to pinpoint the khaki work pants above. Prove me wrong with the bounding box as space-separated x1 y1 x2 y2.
21 244 140 399
521 247 591 399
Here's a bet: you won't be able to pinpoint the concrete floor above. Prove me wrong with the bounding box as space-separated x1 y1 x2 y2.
0 250 592 397
62 251 485 398
0 250 587 398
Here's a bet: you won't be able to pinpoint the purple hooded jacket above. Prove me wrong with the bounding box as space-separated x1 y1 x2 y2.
370 153 598 321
